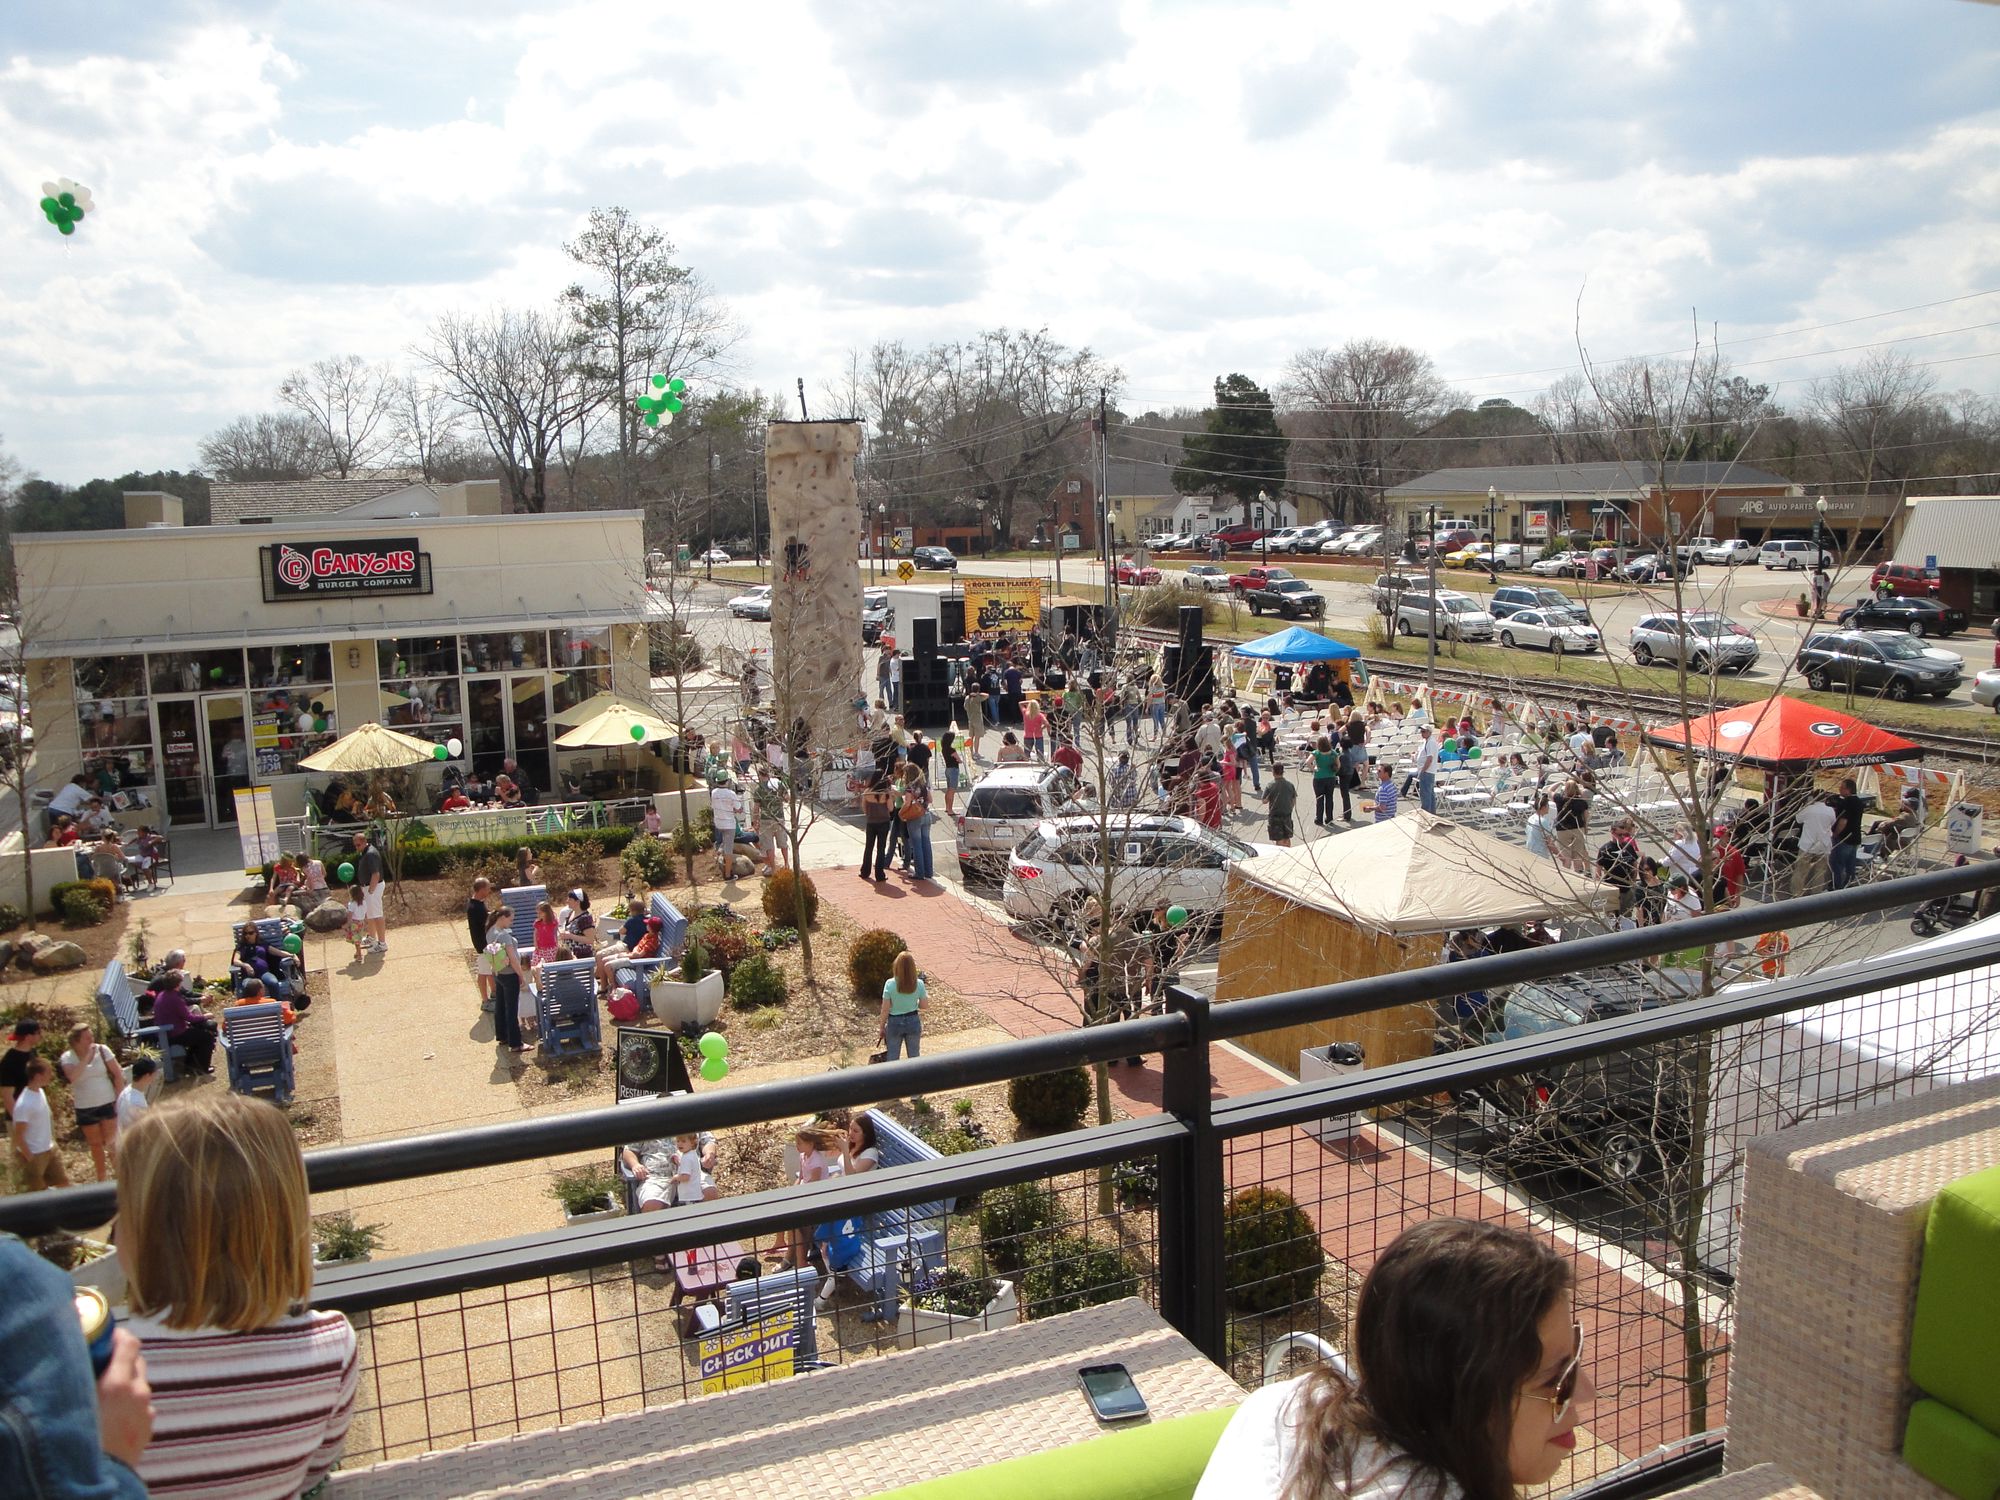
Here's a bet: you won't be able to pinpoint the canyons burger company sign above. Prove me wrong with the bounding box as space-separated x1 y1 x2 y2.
262 538 431 600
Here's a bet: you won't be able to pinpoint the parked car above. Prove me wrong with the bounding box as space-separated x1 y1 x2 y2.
1619 552 1685 584
1795 631 1961 701
1115 557 1163 586
1157 531 1195 552
1229 565 1296 594
1003 814 1275 925
1370 572 1431 611
1673 536 1718 567
912 546 958 571
1332 528 1383 555
1488 542 1527 569
1246 577 1327 619
1759 539 1832 570
1396 591 1496 642
1972 667 2000 712
1490 585 1581 620
958 766 1090 884
728 585 773 620
1182 563 1232 592
861 589 890 644
1528 551 1580 577
1460 968 1704 1187
1628 612 1760 673
1499 607 1600 654
1444 543 1497 571
1211 523 1267 550
1868 561 1943 597
1835 596 1966 638
700 547 731 564
1700 539 1759 566
1262 527 1306 554
1432 527 1477 550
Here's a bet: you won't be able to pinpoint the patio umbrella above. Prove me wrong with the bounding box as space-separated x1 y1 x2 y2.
555 702 678 748
1641 695 1922 773
551 688 659 727
297 720 439 773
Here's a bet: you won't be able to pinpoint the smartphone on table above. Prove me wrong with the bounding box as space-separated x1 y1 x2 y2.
1078 1362 1149 1422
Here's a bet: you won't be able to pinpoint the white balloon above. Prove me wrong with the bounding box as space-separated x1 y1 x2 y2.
41 181 59 199
446 736 463 757
71 186 94 213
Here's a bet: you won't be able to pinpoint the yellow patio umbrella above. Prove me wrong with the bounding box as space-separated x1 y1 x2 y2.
550 688 660 727
298 720 440 773
554 702 678 748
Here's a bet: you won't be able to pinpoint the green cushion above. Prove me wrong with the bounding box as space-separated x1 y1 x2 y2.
1910 1162 2000 1434
1903 1397 2000 1500
866 1406 1236 1500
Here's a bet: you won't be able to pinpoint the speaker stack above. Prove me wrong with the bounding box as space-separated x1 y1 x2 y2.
940 597 966 645
1173 604 1215 710
900 617 955 729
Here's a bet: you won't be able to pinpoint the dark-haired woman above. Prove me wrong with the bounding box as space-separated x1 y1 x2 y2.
1196 1218 1592 1500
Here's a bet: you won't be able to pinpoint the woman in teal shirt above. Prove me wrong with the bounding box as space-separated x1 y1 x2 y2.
879 950 926 1060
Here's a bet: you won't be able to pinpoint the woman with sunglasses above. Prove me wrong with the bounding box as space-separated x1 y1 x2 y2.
1198 1218 1592 1499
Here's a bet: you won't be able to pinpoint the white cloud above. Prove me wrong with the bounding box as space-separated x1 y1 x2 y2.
1 0 1997 483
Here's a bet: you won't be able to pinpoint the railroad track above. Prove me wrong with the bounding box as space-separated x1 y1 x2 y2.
1121 625 2000 765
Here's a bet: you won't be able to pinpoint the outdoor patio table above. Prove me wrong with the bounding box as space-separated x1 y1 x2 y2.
670 1238 747 1335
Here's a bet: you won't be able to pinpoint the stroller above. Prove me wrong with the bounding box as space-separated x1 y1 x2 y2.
1909 851 2000 936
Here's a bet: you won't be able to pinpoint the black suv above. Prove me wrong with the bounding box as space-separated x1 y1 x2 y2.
1834 595 1966 638
1795 630 1963 701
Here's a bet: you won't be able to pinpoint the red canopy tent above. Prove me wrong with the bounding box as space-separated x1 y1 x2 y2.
1641 694 1923 772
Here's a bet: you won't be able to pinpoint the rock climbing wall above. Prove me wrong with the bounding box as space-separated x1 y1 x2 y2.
765 420 864 751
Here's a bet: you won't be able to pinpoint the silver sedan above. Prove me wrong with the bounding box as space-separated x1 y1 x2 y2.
1498 607 1601 654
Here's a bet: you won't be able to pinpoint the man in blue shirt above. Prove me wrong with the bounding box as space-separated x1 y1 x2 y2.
1371 762 1399 822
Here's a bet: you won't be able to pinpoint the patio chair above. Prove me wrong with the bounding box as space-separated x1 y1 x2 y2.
647 891 689 954
500 883 546 948
92 959 179 1082
219 1000 295 1105
232 918 304 994
536 956 601 1059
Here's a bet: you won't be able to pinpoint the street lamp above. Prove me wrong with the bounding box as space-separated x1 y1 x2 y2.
1813 494 1829 564
1258 490 1270 566
876 503 887 581
1486 484 1498 577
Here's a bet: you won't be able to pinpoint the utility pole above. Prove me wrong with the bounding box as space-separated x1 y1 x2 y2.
1098 387 1112 626
705 431 714 581
1425 503 1439 705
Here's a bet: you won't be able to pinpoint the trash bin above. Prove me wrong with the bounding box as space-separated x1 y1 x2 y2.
1945 803 1985 856
1298 1042 1365 1142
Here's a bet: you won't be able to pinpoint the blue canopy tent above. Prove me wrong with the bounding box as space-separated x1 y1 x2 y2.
1231 626 1360 663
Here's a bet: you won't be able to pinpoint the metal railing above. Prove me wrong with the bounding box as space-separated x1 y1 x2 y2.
9 860 1998 1490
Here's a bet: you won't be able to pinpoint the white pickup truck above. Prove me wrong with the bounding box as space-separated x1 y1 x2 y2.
1674 536 1719 567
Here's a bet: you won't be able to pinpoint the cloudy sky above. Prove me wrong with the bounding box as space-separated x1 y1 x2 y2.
3 0 1998 484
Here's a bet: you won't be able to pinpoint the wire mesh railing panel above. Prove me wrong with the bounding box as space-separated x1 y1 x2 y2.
339 1153 1166 1467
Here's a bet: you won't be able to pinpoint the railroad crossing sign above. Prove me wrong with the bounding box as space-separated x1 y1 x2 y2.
895 560 915 582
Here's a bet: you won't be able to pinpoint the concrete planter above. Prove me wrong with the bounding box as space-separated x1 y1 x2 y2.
68 1240 126 1304
652 969 725 1029
312 1248 374 1271
896 1278 1018 1349
562 1197 621 1226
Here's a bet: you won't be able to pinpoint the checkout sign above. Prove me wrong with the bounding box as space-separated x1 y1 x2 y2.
261 538 432 601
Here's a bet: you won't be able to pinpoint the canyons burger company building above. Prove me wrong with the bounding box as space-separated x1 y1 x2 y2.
14 487 654 829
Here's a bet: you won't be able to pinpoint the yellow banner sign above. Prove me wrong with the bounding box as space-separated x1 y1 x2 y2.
697 1307 798 1394
961 578 1042 632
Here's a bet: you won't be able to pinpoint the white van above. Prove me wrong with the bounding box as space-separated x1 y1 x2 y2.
1759 539 1832 571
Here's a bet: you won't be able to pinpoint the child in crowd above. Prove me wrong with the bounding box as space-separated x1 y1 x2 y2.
344 888 369 962
532 900 560 966
117 1054 158 1136
774 1124 839 1270
672 1132 717 1204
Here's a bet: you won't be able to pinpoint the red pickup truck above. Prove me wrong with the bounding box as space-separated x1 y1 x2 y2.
1229 565 1295 594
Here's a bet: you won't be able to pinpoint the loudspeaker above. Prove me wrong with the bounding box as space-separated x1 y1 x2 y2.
912 617 938 661
1160 645 1181 692
1178 604 1205 656
941 598 965 644
1179 650 1215 711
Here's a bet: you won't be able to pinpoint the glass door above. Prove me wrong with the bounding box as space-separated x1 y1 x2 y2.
509 675 551 797
203 693 251 825
467 678 507 779
155 699 208 827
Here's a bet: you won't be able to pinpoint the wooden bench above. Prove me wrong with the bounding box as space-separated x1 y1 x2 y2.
500 884 547 949
647 891 689 954
536 957 601 1058
852 1113 950 1317
93 960 179 1081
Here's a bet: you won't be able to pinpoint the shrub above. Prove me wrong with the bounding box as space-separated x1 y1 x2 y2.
1008 1066 1091 1134
689 916 752 976
1221 1186 1326 1312
758 926 798 951
910 1266 1000 1319
60 889 111 927
1021 1234 1141 1318
761 868 819 928
847 928 907 997
312 1211 387 1263
727 951 787 1009
398 827 634 881
0 902 24 933
977 1180 1060 1275
1113 1158 1160 1207
621 835 676 888
666 821 709 857
46 880 90 915
548 1164 621 1217
1127 582 1219 631
921 1126 986 1158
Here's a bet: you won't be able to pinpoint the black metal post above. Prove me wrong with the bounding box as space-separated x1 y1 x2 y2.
1157 985 1227 1365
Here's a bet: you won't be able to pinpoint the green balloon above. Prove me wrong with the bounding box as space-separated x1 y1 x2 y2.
651 373 667 389
58 220 73 235
57 192 75 209
282 934 304 954
209 665 223 680
39 197 57 213
1166 905 1189 927
336 861 355 883
630 722 647 741
314 717 328 732
664 396 684 413
699 1057 728 1082
433 744 449 760
698 1031 727 1059
668 378 685 394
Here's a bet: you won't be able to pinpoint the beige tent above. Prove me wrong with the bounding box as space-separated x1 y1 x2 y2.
1216 812 1617 1076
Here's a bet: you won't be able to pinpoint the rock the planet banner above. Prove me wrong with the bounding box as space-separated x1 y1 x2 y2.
962 578 1042 632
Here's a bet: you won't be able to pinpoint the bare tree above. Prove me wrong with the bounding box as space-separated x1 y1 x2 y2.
277 355 399 477
1805 349 1940 494
1282 340 1459 523
562 207 737 509
390 376 473 481
196 412 332 481
418 308 604 512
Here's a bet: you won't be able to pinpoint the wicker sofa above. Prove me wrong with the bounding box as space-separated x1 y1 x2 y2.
1727 1074 2000 1500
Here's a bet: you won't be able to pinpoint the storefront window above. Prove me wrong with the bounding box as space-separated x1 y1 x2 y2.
249 644 334 689
552 629 612 669
551 667 612 716
248 688 337 777
380 675 464 756
377 636 460 680
460 631 546 673
149 649 246 694
72 657 152 750
73 655 147 701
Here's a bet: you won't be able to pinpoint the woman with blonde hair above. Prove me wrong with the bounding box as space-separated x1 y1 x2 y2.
878 949 926 1060
119 1092 358 1499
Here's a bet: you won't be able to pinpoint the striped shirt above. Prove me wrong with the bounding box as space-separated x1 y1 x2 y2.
1373 779 1399 821
126 1307 358 1499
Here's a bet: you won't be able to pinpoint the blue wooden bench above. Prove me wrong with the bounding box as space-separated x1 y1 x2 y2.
220 1001 295 1104
852 1113 949 1318
500 884 547 948
92 960 179 1081
536 956 601 1058
647 891 689 954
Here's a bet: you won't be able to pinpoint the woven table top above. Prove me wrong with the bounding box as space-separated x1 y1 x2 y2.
329 1298 1246 1499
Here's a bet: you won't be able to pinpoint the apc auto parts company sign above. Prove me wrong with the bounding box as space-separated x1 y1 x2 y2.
262 538 432 600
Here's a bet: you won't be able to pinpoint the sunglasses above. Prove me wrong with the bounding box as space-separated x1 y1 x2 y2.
1538 1321 1586 1421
